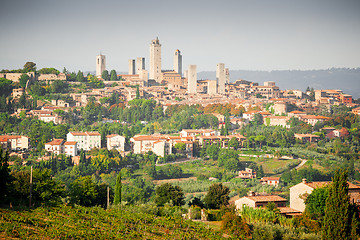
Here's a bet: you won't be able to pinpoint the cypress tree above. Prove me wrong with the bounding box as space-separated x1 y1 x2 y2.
114 172 121 205
322 169 351 239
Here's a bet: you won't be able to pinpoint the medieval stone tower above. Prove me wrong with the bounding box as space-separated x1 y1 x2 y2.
173 49 182 77
136 57 145 74
149 37 162 82
216 63 226 94
128 59 135 75
96 54 106 77
187 65 197 94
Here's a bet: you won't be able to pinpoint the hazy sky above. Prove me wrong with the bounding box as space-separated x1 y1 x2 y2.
1 0 359 72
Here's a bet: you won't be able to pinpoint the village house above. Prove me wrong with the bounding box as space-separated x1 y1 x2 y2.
45 139 65 155
106 134 126 152
260 177 280 186
290 178 360 212
294 133 320 143
64 141 77 157
0 136 10 151
238 168 257 179
67 132 101 151
130 135 172 157
0 135 29 151
242 110 260 121
299 115 330 126
179 129 218 138
326 127 349 139
264 116 290 128
235 191 287 210
288 110 306 118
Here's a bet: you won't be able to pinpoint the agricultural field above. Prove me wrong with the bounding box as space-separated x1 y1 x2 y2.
0 205 225 240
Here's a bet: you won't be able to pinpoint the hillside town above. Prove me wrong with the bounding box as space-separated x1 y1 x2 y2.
1 37 360 239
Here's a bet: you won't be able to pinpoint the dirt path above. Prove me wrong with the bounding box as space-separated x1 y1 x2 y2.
295 159 307 169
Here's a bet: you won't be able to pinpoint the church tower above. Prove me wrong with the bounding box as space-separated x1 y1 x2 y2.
149 37 161 82
96 54 106 77
173 49 182 77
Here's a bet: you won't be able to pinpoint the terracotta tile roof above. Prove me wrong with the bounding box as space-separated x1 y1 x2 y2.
264 116 290 119
303 181 360 190
0 137 9 142
45 139 64 146
64 141 77 145
289 110 305 114
278 207 302 214
261 177 280 181
106 134 119 138
69 132 100 136
1 135 22 139
87 132 101 136
246 195 287 203
69 132 88 136
294 134 320 138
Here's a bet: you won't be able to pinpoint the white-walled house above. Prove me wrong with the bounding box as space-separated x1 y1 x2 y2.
67 132 101 151
45 139 65 155
64 141 77 157
106 134 125 152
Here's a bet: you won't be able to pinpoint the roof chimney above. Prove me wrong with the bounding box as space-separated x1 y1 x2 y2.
248 191 255 196
302 178 307 184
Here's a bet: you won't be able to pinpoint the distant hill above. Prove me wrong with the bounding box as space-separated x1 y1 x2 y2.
198 68 360 99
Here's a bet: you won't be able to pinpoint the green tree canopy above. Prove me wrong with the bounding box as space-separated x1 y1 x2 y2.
305 186 329 220
155 183 184 206
76 71 84 82
19 74 29 88
229 137 239 150
322 170 356 240
38 68 59 75
113 172 122 205
0 148 11 203
23 62 36 72
110 70 117 81
0 78 13 97
102 70 109 81
204 183 230 209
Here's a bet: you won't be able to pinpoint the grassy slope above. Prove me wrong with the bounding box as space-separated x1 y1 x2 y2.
0 205 226 240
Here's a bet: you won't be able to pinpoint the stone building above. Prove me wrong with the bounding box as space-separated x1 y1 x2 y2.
128 59 135 75
235 192 287 210
136 57 145 74
173 49 182 76
106 134 126 152
290 179 360 212
216 63 226 94
67 132 101 151
96 54 106 77
149 37 161 82
187 65 197 94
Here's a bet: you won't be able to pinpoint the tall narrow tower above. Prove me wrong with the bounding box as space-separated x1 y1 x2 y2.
187 65 197 94
96 54 106 77
173 49 182 77
149 37 161 82
136 57 145 74
128 59 135 75
216 63 225 94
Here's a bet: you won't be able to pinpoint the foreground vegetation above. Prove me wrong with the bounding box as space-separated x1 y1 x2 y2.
0 205 225 239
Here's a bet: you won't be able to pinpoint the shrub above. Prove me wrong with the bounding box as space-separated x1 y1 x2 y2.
221 212 250 238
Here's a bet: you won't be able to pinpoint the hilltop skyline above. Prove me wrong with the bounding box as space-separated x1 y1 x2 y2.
1 0 359 72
